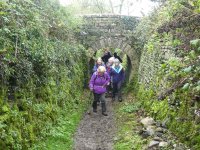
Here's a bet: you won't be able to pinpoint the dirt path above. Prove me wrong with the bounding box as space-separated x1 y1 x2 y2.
74 98 116 150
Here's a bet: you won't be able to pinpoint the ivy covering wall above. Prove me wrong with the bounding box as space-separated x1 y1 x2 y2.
135 0 200 149
0 0 88 149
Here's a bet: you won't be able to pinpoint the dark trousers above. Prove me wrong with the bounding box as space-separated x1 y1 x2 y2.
93 93 106 113
106 83 112 95
112 81 122 100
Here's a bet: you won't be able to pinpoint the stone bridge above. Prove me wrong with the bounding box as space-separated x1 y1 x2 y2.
79 14 141 80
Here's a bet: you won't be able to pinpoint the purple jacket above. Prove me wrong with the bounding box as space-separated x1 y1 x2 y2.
89 72 110 94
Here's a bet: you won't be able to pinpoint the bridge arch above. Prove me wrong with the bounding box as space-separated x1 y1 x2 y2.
79 14 141 81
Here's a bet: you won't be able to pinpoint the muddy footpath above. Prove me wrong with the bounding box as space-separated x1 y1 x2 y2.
74 98 116 150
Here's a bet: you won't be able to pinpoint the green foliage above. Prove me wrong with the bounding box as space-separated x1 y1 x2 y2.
94 48 105 59
137 36 200 149
114 96 145 150
134 1 200 149
159 46 200 93
120 102 141 113
31 93 90 150
0 0 89 149
190 39 200 48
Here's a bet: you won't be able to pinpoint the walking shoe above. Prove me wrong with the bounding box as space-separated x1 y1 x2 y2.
102 112 108 116
118 98 122 102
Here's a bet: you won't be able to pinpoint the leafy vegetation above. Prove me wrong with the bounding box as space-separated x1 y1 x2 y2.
114 95 145 150
0 0 199 149
120 101 141 113
134 0 200 149
0 0 89 149
31 92 91 150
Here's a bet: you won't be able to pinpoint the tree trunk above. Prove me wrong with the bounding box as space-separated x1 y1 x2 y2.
119 0 125 14
95 0 103 14
109 0 114 14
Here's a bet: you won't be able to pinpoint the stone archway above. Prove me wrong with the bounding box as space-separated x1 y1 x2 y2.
88 37 139 81
79 14 140 81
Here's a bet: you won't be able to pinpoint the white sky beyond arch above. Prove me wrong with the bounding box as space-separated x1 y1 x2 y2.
59 0 158 17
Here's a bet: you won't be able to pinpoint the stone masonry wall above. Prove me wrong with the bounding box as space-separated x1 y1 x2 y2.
138 44 175 89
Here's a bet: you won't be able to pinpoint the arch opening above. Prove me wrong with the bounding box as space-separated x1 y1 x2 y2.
88 47 133 86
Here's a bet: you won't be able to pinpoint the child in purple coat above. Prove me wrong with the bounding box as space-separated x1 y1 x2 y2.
89 66 110 116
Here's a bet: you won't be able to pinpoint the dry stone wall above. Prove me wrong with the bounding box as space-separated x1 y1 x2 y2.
139 44 175 88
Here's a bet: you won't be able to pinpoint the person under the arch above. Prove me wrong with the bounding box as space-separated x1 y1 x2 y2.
106 57 115 74
101 48 112 64
92 57 105 73
110 59 125 102
113 52 123 63
105 57 115 97
89 66 110 116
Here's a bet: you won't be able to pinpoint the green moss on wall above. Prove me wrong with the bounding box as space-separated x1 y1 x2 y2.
0 0 89 149
135 0 200 149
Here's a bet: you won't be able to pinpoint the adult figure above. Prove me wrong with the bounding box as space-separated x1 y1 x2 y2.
113 52 123 63
92 57 105 73
106 57 115 74
101 48 112 64
110 59 125 102
89 66 110 116
105 57 115 97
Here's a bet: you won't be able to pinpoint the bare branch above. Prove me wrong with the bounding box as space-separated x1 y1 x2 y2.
109 0 114 14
